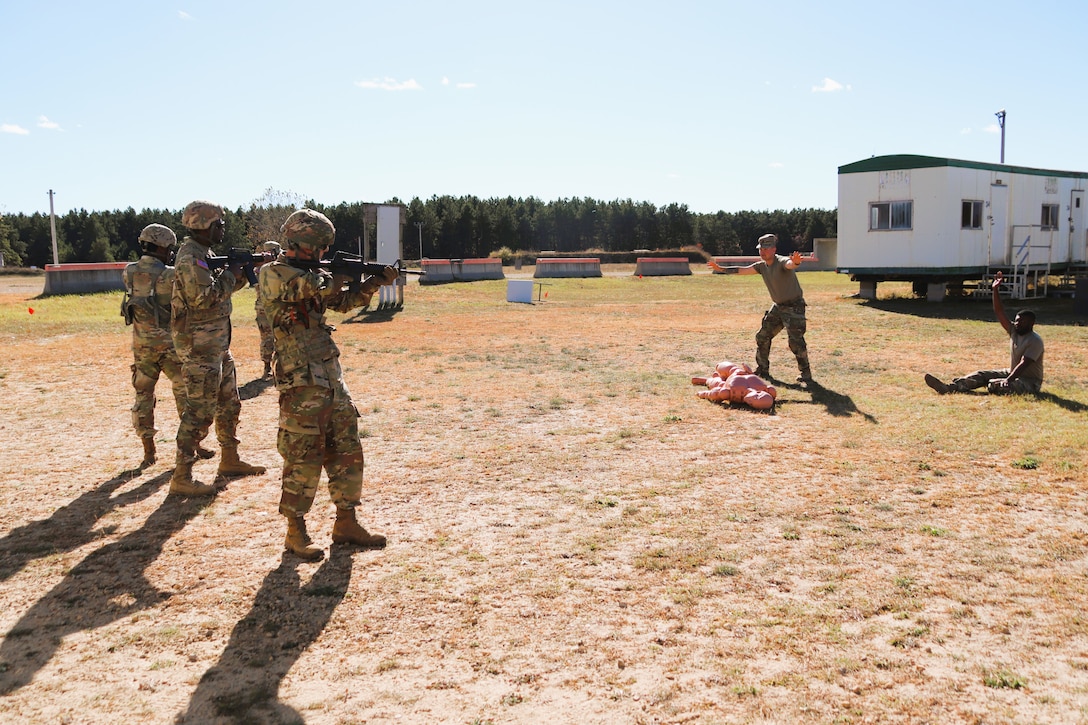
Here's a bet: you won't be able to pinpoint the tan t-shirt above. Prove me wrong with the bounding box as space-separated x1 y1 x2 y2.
1011 329 1044 384
755 255 804 305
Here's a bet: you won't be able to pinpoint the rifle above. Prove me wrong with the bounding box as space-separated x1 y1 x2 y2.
294 251 425 292
206 247 277 287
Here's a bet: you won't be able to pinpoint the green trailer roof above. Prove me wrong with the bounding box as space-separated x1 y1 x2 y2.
838 154 1088 179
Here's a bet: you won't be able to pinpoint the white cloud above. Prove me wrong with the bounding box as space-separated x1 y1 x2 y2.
769 162 785 168
441 77 474 90
178 11 192 20
983 123 1002 134
1 124 29 135
37 115 61 130
812 77 846 93
960 127 972 135
355 77 422 91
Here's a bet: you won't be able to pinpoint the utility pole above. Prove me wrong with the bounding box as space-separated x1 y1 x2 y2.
414 221 424 261
48 189 59 265
995 109 1006 164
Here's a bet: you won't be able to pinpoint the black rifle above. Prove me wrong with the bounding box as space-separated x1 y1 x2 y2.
206 247 277 287
294 251 424 292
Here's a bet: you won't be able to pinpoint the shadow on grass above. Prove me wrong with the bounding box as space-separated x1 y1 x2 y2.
777 378 878 422
1034 391 1088 413
238 376 275 401
177 547 354 723
341 306 402 324
919 388 1086 412
0 493 211 695
0 470 170 584
860 296 1085 325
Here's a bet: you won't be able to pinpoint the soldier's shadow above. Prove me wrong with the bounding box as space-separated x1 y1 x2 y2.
0 493 211 695
775 379 878 422
176 547 354 723
0 470 170 584
238 376 276 401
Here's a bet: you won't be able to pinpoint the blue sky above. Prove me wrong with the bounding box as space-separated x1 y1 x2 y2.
2 0 1084 216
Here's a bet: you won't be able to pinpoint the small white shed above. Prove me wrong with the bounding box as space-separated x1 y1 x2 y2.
836 154 1088 299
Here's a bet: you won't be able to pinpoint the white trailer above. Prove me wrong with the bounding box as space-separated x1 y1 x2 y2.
836 154 1088 299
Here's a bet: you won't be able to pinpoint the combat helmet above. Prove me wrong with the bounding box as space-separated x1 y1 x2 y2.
261 240 283 254
181 200 225 230
138 223 177 250
281 209 335 251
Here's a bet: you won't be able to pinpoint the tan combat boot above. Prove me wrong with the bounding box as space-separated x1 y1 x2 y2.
216 446 266 478
331 508 386 549
140 438 156 468
169 459 216 497
195 445 216 460
285 515 324 561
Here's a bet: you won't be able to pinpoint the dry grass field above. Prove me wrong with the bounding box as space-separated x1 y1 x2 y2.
1 266 1088 724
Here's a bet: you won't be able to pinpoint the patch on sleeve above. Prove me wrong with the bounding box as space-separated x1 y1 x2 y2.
196 259 209 270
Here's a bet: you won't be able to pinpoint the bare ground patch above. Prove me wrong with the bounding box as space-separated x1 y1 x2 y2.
1 271 1088 723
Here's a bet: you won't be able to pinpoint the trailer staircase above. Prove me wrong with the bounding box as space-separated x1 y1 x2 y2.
969 229 1054 299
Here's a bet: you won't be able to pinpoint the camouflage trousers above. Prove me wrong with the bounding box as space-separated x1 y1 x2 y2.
951 369 1041 395
256 305 275 365
755 299 810 376
276 385 364 516
131 346 184 440
175 349 242 462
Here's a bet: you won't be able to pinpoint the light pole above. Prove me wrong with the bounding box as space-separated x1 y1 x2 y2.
48 189 59 265
414 221 423 261
995 109 1006 163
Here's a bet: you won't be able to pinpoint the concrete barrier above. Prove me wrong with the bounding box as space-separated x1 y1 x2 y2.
420 258 505 283
43 262 127 295
534 258 601 278
634 257 692 276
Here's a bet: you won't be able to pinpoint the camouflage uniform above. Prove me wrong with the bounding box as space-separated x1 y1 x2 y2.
260 258 373 515
172 235 243 455
261 208 393 559
752 239 811 380
122 227 184 446
255 241 281 375
169 201 264 494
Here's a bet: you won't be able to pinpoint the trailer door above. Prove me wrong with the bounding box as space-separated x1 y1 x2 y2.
1071 190 1086 263
989 183 1009 264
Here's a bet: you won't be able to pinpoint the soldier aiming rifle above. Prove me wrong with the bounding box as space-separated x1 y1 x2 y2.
258 208 399 560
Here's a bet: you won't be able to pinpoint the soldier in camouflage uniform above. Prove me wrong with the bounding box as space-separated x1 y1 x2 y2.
122 224 214 468
708 233 812 384
255 240 282 378
170 200 266 497
258 208 398 560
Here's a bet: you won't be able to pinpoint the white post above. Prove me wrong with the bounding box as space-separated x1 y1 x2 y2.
48 189 59 265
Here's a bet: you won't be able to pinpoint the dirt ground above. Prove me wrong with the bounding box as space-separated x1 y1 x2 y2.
1 268 1088 724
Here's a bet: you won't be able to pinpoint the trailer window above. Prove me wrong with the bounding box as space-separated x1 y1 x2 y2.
961 200 983 229
1041 204 1060 230
869 201 912 230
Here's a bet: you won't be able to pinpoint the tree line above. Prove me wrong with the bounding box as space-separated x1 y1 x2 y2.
0 193 836 268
